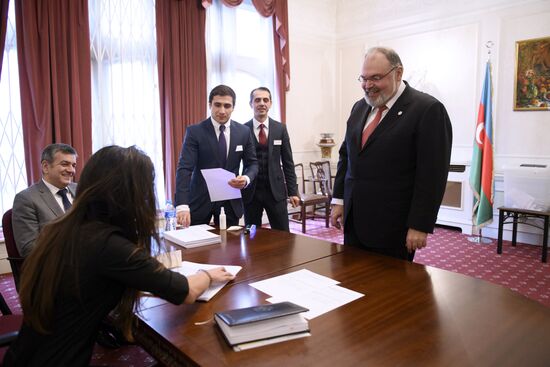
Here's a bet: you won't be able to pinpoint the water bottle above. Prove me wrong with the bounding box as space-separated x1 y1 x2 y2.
219 207 227 230
164 200 177 232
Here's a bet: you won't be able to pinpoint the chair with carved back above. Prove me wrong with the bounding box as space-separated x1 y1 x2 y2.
308 161 333 219
2 210 24 291
288 163 332 233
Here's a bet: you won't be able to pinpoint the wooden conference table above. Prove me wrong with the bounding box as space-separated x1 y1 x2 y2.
135 229 550 367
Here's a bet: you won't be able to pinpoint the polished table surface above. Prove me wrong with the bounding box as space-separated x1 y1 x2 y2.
140 229 343 309
136 229 550 367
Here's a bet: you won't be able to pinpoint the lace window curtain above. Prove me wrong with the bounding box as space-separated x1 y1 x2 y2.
203 0 290 122
206 0 280 123
0 0 26 216
89 0 165 205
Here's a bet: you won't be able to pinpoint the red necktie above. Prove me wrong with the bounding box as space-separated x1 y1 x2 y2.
258 124 267 146
361 105 387 147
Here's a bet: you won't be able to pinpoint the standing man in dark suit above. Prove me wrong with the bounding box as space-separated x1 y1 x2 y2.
12 143 77 257
175 85 258 227
330 47 452 261
242 87 300 231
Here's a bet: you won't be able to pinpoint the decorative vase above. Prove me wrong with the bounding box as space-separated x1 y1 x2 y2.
317 133 336 159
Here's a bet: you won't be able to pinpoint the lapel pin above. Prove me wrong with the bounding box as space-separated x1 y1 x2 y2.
398 111 403 116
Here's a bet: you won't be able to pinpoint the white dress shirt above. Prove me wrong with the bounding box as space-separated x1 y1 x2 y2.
42 178 73 213
253 118 269 142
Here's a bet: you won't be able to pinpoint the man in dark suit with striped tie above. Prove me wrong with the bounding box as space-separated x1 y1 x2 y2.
331 47 452 261
242 87 300 231
12 143 78 257
175 85 258 227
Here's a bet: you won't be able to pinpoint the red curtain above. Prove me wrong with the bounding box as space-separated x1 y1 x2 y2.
15 0 92 185
202 0 290 122
156 0 208 199
271 0 289 123
0 0 9 77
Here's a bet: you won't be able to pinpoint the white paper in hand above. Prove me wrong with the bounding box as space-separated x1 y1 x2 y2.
172 261 242 301
201 168 242 202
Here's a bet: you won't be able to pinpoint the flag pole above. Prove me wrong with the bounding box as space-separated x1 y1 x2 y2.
467 227 493 244
467 41 495 245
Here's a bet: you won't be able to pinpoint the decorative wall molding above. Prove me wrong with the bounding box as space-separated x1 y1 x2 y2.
335 0 546 42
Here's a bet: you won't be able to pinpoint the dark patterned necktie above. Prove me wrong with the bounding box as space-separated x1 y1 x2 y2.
219 124 227 167
258 124 267 145
57 188 72 211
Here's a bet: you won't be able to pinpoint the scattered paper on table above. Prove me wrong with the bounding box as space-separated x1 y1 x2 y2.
268 284 364 319
250 269 339 298
249 269 364 319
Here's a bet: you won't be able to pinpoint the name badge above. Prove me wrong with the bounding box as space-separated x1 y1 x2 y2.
235 145 243 152
274 140 282 146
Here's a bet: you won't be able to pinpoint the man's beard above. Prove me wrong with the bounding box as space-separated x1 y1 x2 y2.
363 75 397 107
364 89 389 108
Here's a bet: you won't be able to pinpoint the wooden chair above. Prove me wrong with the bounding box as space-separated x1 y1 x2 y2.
308 161 333 218
2 210 24 291
288 163 332 233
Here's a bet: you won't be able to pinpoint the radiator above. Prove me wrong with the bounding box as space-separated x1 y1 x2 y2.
437 164 474 235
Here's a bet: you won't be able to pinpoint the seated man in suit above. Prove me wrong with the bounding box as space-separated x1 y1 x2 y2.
242 87 300 231
12 143 77 257
175 85 258 227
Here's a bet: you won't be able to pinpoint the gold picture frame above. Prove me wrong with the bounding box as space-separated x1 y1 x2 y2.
514 36 550 111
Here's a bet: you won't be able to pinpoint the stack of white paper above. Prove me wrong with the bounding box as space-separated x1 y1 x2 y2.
164 226 220 248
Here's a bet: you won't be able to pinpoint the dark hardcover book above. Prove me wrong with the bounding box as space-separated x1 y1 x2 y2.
214 302 310 347
214 301 308 326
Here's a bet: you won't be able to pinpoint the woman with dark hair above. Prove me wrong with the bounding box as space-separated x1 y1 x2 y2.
3 146 234 366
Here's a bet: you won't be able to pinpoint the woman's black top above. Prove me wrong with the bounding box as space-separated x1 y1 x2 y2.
3 222 188 366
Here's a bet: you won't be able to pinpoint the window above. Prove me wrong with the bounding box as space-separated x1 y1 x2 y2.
1 0 276 217
0 1 26 216
88 0 166 205
206 0 279 123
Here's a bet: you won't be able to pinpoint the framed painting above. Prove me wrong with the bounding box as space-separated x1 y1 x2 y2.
514 36 550 111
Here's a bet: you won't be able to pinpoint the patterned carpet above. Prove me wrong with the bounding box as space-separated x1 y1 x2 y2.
414 227 550 308
1 219 548 365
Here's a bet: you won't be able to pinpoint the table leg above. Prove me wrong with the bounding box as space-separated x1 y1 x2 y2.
301 205 306 233
542 215 549 263
512 213 518 247
497 209 504 255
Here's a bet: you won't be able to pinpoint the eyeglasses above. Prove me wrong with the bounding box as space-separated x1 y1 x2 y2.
358 66 398 83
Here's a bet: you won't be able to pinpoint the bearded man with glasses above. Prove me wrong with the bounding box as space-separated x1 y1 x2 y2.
331 47 452 261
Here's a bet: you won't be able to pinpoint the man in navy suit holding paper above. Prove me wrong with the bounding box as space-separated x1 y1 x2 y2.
331 47 452 261
242 87 300 231
175 85 258 227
